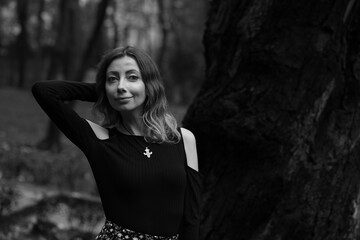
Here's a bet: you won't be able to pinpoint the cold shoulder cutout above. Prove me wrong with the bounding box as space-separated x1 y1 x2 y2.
180 128 199 172
86 120 109 140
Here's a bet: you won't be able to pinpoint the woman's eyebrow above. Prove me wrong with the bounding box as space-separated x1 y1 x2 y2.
126 69 140 74
106 71 120 77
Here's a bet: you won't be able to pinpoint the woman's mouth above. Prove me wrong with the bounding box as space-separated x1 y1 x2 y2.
115 96 133 102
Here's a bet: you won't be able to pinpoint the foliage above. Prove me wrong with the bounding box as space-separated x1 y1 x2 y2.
0 141 96 194
0 87 102 239
0 181 17 216
0 1 18 47
0 87 97 193
0 193 103 240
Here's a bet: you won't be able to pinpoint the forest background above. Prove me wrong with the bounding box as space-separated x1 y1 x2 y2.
2 0 360 240
0 0 206 239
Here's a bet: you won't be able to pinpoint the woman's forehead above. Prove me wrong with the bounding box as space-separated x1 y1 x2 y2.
106 56 140 73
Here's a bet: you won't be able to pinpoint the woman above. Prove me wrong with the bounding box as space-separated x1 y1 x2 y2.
32 46 201 240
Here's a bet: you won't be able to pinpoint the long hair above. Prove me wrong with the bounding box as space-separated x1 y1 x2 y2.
93 46 180 143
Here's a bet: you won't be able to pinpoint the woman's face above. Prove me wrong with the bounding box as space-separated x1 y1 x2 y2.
105 56 146 116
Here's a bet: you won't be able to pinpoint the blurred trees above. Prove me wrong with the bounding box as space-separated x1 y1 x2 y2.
0 0 206 150
184 0 360 239
0 182 17 216
0 0 206 99
37 0 110 151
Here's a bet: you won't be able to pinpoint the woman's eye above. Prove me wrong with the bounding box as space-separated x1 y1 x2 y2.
128 75 139 81
107 76 118 82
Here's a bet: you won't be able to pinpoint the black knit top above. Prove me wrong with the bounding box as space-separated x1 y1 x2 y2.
31 80 201 239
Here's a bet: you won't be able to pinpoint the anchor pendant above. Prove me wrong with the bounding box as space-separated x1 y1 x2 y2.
143 147 153 158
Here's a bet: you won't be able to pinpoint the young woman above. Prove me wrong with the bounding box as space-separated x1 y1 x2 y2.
32 46 201 240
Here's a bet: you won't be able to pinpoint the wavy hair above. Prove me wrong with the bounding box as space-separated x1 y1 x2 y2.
93 46 180 143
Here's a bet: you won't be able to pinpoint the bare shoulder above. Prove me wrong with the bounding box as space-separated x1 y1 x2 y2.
86 119 109 140
181 127 196 143
180 127 199 172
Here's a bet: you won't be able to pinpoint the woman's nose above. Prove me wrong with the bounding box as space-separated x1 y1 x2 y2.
117 78 127 92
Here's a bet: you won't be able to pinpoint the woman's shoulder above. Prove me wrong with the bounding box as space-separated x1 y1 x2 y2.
180 127 196 143
180 128 199 172
86 119 109 140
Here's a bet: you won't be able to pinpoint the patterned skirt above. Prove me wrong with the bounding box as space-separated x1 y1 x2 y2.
95 219 179 240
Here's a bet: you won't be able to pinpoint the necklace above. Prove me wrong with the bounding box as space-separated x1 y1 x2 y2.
122 123 153 158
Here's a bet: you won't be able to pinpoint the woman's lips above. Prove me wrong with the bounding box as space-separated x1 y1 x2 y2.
115 96 133 102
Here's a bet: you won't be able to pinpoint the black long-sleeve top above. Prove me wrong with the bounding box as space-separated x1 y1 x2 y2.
31 80 201 239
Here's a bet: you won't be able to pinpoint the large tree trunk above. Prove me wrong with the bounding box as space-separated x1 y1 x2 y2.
183 0 360 239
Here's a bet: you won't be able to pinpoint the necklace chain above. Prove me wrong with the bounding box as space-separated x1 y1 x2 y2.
121 122 153 158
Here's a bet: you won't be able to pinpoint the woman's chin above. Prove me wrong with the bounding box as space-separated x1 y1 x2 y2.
113 106 143 116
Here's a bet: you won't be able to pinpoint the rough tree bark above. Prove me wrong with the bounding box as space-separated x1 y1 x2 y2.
183 0 360 239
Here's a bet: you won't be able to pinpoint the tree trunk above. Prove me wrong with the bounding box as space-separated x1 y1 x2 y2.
15 0 29 88
111 0 119 48
72 0 111 84
156 0 171 74
183 0 360 239
32 0 45 84
36 121 63 152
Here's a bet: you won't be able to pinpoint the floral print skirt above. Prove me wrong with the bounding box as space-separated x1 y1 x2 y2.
95 219 179 240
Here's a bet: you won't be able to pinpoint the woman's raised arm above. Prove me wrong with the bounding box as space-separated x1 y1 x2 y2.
32 80 98 150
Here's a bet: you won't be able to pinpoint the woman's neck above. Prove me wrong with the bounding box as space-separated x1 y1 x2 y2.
120 113 144 136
